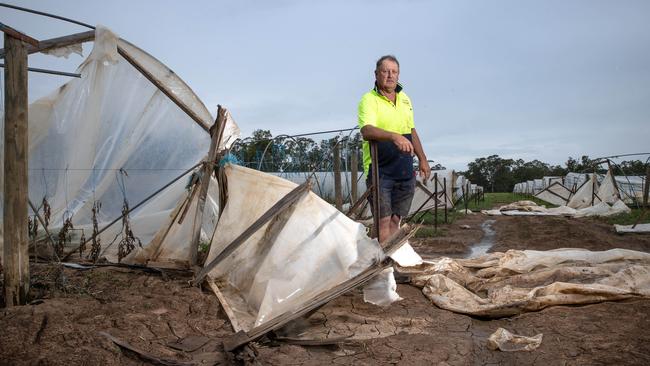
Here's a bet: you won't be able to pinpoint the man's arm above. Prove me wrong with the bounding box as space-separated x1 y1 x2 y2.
360 125 414 154
411 128 431 180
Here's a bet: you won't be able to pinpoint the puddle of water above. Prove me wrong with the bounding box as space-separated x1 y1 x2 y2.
467 219 496 258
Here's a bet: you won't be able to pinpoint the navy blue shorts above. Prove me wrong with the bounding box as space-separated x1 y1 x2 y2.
367 175 416 219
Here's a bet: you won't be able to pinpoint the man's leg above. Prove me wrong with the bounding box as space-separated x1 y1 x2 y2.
388 178 416 240
376 177 396 243
379 216 392 243
389 214 401 235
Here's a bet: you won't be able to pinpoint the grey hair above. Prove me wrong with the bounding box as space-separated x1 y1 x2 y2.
375 55 400 71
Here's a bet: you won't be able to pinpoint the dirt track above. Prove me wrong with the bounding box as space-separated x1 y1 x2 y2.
2 214 650 365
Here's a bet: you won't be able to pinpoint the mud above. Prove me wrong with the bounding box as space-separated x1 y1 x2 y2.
2 213 650 365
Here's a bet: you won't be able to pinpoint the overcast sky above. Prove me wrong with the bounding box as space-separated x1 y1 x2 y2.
2 0 649 171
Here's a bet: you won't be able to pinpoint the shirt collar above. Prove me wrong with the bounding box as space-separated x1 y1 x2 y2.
374 82 403 94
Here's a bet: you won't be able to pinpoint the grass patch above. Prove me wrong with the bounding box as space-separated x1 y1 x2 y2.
457 192 557 211
589 208 648 226
414 226 447 238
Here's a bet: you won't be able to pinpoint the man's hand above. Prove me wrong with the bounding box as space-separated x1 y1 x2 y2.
419 159 431 181
392 133 414 154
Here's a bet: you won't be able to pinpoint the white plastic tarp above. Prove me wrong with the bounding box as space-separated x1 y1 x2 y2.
542 176 562 188
534 182 572 206
565 172 588 191
532 179 544 194
614 175 645 204
567 174 600 209
407 249 650 318
204 164 393 331
596 169 620 204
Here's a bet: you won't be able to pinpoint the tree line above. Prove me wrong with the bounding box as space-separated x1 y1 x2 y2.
462 154 648 193
231 130 647 193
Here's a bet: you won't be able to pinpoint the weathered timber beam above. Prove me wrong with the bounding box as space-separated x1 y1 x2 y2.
117 45 211 133
223 224 415 351
193 179 312 285
0 22 39 46
0 30 95 59
346 185 371 217
206 278 243 333
189 106 227 266
3 33 30 306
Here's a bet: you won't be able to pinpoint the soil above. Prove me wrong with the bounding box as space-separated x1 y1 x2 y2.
2 213 650 365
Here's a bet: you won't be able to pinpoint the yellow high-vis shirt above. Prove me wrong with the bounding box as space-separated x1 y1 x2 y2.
357 84 415 176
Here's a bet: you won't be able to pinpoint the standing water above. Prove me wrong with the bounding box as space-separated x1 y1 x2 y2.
467 219 496 258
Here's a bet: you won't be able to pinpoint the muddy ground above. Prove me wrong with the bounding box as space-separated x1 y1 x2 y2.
2 213 650 365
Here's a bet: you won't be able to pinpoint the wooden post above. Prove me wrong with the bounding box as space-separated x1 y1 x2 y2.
464 182 469 213
350 145 358 204
333 142 342 210
3 33 29 306
443 177 448 223
370 143 380 239
643 166 650 208
433 173 438 232
591 173 596 206
189 106 227 267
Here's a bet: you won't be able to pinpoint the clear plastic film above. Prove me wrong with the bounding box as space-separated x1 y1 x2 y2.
1 26 238 265
205 165 387 330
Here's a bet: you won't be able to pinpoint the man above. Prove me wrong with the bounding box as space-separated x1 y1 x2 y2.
358 55 430 242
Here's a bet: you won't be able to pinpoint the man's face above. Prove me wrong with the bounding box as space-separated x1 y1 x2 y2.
375 60 399 92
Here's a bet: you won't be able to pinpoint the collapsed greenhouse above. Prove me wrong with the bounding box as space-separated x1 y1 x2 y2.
2 10 650 364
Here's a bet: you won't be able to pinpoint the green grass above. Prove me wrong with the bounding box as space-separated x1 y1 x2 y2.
413 226 447 238
410 193 553 225
409 192 563 239
589 208 649 226
459 192 557 211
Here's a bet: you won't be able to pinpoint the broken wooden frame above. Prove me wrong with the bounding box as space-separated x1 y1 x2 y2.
217 223 416 351
533 181 575 206
406 174 452 223
193 179 313 285
346 184 372 218
0 24 223 264
189 106 228 266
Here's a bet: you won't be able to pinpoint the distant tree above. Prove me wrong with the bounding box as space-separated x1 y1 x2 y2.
465 155 514 192
611 160 648 176
565 155 602 173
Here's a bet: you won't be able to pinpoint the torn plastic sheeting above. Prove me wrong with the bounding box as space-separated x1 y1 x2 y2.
42 43 83 58
389 241 423 267
122 176 221 267
1 25 242 265
487 328 543 352
363 267 402 306
204 165 395 331
573 200 631 218
481 200 628 218
534 182 572 206
568 174 600 209
410 249 650 318
615 223 650 233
